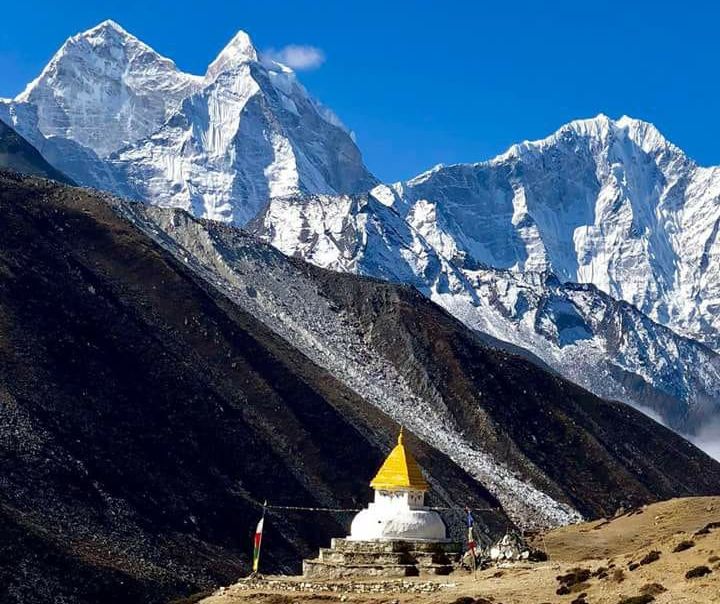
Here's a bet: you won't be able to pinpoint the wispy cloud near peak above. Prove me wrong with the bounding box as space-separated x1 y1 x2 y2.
264 44 325 70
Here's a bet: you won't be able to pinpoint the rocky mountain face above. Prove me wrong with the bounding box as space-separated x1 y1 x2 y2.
3 171 720 602
0 20 376 224
376 115 720 353
252 116 720 439
252 189 720 437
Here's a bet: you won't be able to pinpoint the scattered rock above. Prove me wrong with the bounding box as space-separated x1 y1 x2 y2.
612 569 626 583
694 521 720 536
556 568 591 594
685 565 712 579
618 596 654 604
639 550 660 565
672 540 695 553
708 555 720 563
593 519 612 530
639 582 666 596
628 562 640 571
557 568 591 586
486 532 535 561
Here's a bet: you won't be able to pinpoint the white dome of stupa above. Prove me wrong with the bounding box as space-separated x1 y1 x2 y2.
348 429 447 542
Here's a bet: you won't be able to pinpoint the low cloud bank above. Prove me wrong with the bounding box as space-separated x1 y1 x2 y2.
632 403 720 461
690 418 720 461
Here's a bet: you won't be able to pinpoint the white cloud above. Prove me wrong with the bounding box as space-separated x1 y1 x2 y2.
689 418 720 461
629 403 720 461
264 44 326 71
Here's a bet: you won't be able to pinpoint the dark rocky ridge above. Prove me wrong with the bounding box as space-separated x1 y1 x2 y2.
0 172 506 604
130 204 720 524
309 268 719 515
0 118 73 184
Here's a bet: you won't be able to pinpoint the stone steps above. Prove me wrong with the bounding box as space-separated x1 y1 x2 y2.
303 560 421 579
304 539 462 579
318 549 414 565
330 538 459 553
318 549 457 565
303 559 456 579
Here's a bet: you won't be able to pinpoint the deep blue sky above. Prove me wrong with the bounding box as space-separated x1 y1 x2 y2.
1 0 719 181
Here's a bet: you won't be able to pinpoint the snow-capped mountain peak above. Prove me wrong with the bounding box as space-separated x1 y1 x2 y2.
71 18 136 44
496 114 681 165
10 20 201 158
205 30 258 80
614 114 687 160
1 21 377 223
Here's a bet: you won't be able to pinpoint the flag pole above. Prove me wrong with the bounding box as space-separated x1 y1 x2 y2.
466 506 477 580
251 500 267 578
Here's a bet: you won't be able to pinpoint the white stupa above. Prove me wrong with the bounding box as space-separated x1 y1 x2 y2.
303 429 458 578
348 429 447 541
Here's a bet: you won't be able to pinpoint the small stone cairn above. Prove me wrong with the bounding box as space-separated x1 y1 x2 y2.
487 532 533 561
462 531 543 569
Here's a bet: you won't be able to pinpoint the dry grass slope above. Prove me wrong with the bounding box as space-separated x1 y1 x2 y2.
202 497 720 604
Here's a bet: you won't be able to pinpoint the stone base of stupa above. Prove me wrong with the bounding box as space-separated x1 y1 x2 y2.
302 538 462 579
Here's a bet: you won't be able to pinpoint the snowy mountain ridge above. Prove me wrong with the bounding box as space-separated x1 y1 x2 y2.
370 114 720 355
0 20 376 224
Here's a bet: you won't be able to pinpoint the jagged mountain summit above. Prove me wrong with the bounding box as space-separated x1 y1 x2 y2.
253 115 720 439
374 115 720 354
13 20 202 157
0 20 376 224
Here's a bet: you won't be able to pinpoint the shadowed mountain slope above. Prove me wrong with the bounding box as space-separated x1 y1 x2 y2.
121 199 720 525
0 172 503 604
0 119 72 183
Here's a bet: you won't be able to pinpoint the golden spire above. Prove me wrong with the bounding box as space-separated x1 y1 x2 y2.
370 428 429 491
